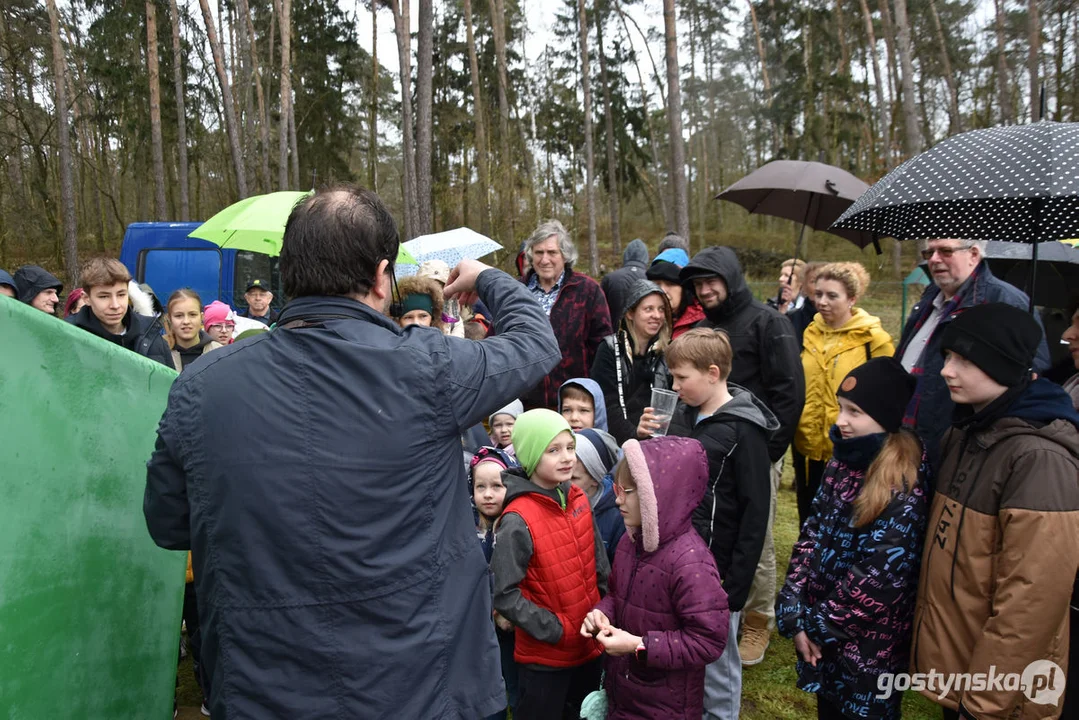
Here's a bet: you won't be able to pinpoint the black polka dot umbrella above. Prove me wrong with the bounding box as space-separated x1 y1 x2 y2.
832 121 1079 245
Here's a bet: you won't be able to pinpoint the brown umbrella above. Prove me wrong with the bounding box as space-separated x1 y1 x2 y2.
717 160 877 249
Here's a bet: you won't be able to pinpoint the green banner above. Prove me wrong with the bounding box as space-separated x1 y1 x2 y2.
0 297 184 718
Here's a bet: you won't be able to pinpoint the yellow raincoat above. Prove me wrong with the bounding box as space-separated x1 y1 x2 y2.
794 308 894 461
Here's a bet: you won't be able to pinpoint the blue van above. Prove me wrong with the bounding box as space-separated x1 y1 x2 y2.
119 222 284 312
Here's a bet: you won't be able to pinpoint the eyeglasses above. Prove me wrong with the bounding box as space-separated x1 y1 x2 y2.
920 245 974 261
613 484 636 501
207 323 236 331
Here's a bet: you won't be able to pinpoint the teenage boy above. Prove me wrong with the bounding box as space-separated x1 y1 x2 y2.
558 378 609 432
638 328 777 720
67 257 174 369
911 303 1079 720
492 409 610 720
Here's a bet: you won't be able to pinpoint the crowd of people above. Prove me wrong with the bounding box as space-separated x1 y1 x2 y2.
6 183 1079 720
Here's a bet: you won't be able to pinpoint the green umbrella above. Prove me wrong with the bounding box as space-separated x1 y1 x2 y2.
189 190 417 264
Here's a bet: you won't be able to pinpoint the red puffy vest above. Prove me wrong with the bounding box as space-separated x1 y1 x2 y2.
505 484 603 668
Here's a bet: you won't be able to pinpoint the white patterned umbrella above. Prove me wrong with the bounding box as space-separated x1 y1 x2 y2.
396 227 502 277
832 121 1079 244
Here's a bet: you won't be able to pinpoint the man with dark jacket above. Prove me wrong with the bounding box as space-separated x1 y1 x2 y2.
896 239 1049 468
0 268 17 298
680 246 805 666
67 258 174 369
520 219 612 410
14 265 63 315
600 238 649 325
144 185 561 720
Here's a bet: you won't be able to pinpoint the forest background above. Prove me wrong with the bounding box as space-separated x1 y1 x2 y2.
0 0 1064 290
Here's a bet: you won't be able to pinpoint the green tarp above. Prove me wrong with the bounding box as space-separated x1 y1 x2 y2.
0 297 184 718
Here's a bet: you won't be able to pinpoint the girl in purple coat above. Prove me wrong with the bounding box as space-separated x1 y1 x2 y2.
776 358 928 720
580 436 729 719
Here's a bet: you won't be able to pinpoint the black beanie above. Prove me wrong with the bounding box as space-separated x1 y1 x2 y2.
646 260 682 284
836 357 917 433
939 303 1042 387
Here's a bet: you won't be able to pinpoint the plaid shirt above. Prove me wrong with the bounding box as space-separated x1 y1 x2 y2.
527 270 566 316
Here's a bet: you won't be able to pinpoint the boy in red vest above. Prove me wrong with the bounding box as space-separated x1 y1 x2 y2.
492 409 611 720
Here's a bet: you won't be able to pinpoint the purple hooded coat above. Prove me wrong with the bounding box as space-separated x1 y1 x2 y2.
593 436 729 719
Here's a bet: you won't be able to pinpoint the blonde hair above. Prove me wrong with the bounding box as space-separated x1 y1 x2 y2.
164 288 203 349
620 291 673 354
664 327 733 380
780 258 807 283
852 430 922 527
816 262 871 301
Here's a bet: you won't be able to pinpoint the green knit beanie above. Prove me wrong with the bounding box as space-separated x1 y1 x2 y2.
512 409 573 477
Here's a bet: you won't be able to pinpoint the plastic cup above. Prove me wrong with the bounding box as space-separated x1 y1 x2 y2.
649 388 679 437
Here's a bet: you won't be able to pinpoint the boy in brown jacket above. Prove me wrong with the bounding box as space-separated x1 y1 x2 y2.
911 303 1079 720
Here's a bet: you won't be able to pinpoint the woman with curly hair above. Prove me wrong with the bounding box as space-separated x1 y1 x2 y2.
793 262 894 525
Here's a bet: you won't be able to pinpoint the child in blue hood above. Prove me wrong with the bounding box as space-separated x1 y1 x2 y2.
558 378 608 432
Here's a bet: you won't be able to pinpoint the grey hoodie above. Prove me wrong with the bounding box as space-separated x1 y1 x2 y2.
601 239 651 325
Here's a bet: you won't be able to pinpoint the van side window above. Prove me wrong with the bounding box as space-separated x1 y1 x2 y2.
234 252 283 309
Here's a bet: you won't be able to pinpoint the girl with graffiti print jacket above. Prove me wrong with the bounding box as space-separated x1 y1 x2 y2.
776 358 929 720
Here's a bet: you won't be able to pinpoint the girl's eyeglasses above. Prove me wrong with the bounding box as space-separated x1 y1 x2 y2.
208 323 236 332
613 484 636 501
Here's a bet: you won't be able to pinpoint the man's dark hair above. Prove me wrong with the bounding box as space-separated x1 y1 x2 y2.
657 233 689 254
281 184 399 298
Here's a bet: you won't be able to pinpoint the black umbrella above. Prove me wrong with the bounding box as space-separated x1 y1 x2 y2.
833 121 1079 310
717 160 875 249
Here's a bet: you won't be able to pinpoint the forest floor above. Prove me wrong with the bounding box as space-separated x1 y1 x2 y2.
174 461 943 720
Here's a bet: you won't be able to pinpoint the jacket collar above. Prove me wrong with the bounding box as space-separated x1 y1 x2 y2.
277 295 402 333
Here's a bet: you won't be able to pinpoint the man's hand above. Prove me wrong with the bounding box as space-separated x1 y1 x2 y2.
580 609 611 637
595 626 643 656
444 259 493 306
793 631 822 667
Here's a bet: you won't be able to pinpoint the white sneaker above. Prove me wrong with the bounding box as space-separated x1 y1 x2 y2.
201 702 211 716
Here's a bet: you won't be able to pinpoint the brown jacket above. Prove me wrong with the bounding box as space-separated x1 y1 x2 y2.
911 394 1079 719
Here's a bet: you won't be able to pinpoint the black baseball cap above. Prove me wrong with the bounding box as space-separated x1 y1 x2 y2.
245 279 271 293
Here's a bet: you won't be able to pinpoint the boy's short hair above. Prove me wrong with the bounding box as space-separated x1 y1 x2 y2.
80 257 131 292
559 383 595 409
665 328 733 380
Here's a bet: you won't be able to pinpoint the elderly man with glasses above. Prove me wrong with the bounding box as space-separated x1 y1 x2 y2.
895 238 1050 468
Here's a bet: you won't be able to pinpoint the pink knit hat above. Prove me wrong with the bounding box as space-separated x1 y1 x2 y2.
202 300 234 327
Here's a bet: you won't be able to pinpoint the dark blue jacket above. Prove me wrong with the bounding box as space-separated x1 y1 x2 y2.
592 475 626 566
144 269 560 719
896 261 1050 469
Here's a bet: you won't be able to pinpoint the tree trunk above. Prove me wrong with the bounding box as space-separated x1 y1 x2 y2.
578 0 598 276
45 0 79 284
595 9 621 257
995 0 1015 124
491 0 511 241
928 0 962 133
748 2 771 96
892 0 922 156
615 3 670 229
876 0 899 159
390 0 418 240
415 0 433 235
463 0 491 236
288 98 299 188
368 0 378 191
1 10 25 198
243 5 272 193
857 0 890 169
167 0 190 219
274 0 291 190
663 0 689 241
199 0 247 198
146 0 167 220
1029 0 1041 121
